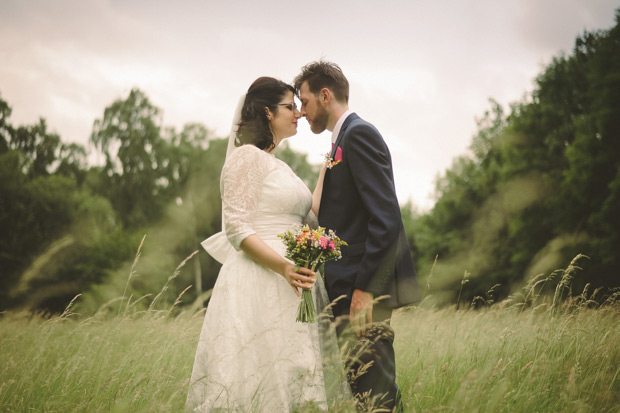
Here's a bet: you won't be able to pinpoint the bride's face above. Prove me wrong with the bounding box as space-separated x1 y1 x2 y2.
269 91 301 144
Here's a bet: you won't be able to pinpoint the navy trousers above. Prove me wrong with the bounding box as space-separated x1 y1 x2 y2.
332 299 403 412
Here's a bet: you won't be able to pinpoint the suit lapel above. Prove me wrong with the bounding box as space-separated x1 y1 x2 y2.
330 112 359 158
321 113 359 219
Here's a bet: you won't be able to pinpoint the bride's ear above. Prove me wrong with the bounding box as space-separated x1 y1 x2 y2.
265 107 273 120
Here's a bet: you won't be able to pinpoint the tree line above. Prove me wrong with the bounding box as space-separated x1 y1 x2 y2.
0 88 319 314
409 12 620 306
2 12 619 313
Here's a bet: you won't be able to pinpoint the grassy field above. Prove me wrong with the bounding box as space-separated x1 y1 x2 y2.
2 255 620 412
395 305 620 412
1 300 619 412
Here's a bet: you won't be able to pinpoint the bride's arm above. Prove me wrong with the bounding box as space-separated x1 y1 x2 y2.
239 235 315 297
221 147 315 296
312 162 328 217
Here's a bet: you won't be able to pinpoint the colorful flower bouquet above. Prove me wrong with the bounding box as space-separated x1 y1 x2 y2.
278 225 347 322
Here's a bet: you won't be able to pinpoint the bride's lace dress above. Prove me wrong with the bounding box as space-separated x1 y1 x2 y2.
186 145 328 411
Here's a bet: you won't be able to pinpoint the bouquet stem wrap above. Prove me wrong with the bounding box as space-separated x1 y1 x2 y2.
296 255 322 322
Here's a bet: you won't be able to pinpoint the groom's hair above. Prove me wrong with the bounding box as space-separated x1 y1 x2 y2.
294 61 349 104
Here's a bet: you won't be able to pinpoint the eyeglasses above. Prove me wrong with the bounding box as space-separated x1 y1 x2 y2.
277 102 298 111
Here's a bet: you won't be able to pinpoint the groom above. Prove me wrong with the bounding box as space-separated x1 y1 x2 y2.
295 61 421 411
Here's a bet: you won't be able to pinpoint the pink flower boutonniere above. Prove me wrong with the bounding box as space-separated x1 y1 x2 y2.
324 146 343 169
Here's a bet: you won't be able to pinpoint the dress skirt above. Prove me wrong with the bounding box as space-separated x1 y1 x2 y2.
186 239 327 412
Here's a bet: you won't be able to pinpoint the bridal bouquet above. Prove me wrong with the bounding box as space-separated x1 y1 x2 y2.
278 225 347 322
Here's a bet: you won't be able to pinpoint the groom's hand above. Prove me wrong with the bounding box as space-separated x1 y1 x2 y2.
350 289 373 336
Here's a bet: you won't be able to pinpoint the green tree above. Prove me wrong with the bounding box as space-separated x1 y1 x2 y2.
412 13 620 305
11 118 61 178
0 88 327 313
90 88 172 228
0 94 12 153
0 94 122 312
276 141 320 190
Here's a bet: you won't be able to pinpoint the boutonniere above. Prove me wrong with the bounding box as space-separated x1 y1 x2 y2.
323 146 343 169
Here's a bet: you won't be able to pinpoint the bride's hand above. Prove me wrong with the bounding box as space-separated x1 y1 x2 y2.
283 263 316 297
238 235 316 297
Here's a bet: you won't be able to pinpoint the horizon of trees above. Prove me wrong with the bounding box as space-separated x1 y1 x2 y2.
409 11 620 305
1 11 619 314
0 87 320 314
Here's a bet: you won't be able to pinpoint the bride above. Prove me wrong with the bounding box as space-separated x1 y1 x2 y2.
186 77 336 411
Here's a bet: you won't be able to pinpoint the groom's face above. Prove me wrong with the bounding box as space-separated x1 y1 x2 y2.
299 81 329 134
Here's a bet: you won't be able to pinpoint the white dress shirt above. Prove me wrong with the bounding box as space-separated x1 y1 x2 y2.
331 109 354 144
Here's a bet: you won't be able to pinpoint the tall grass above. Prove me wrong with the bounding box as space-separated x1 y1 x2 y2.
0 311 202 412
1 256 619 412
395 306 620 412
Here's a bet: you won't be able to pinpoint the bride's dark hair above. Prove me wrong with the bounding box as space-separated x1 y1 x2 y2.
236 77 296 152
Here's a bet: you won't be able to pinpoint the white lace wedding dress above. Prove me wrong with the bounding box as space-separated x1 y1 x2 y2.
186 145 332 412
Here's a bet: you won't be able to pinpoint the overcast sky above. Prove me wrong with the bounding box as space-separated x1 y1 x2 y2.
1 0 617 210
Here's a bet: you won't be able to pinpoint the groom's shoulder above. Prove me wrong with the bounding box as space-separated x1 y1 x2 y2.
346 115 382 138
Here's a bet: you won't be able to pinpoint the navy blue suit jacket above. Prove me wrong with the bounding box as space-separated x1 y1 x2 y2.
319 113 421 309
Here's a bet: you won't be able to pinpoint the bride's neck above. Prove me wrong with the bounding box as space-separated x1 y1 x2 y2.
256 143 277 155
268 136 283 154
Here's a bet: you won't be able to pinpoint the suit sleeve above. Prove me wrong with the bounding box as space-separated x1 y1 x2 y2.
344 122 403 293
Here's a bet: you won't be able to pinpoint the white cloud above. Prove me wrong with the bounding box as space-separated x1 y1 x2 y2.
514 0 618 55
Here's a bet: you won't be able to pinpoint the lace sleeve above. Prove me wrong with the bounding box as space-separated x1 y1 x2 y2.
220 145 273 250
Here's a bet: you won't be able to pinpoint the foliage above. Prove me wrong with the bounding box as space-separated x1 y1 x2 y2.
0 89 321 314
276 140 320 189
90 88 172 228
411 12 620 305
3 13 620 314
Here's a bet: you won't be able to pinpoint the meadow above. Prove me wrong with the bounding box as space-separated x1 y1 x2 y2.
1 262 619 412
